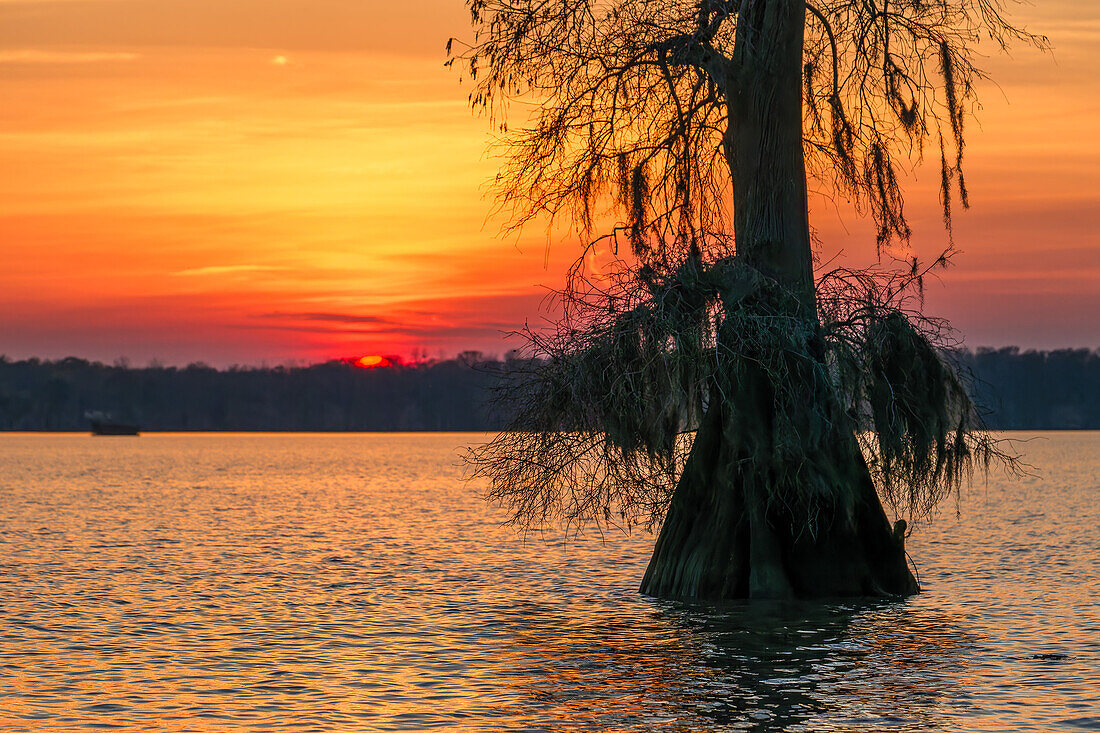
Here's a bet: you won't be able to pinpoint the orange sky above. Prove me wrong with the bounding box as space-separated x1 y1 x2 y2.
0 0 1097 365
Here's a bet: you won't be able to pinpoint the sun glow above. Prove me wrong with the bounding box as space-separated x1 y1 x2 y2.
0 0 1094 365
355 355 390 369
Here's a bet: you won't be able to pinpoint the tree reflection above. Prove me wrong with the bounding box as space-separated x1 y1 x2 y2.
490 598 977 731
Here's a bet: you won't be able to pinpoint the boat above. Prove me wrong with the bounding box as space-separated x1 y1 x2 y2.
86 411 140 436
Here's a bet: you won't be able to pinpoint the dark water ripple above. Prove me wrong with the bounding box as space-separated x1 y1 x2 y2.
0 432 1097 731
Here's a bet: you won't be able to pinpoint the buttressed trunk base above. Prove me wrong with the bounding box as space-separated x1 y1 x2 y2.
640 365 919 599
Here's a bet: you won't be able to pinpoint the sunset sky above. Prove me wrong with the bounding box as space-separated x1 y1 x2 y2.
0 0 1097 366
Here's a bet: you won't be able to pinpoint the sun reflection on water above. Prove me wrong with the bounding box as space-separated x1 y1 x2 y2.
0 432 1095 731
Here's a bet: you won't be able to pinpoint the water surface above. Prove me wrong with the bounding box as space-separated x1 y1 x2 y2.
0 432 1097 731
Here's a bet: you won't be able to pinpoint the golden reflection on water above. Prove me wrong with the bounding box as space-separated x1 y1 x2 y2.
487 598 984 731
0 432 1096 731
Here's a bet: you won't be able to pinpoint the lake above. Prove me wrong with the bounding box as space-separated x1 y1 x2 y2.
0 432 1097 731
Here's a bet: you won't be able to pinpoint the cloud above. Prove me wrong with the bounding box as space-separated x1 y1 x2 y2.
258 311 391 325
0 49 139 64
173 265 288 277
238 322 513 339
247 310 518 339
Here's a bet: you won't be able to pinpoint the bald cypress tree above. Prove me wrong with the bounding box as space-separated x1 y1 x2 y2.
455 0 1040 598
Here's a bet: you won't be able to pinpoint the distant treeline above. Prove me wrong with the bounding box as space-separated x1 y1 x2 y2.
958 348 1100 430
0 355 502 432
0 347 1097 431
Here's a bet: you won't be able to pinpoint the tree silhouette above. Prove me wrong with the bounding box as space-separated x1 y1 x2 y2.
456 0 1041 598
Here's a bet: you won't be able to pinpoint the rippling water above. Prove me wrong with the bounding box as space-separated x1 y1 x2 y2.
0 432 1097 731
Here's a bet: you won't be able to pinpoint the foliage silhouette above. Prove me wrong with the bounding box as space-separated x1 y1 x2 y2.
453 0 1043 598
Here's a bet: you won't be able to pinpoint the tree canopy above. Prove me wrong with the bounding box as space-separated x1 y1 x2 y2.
451 0 1044 255
454 0 1039 536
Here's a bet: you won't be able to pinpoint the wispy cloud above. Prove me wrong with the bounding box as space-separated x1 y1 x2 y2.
0 49 139 64
248 310 516 338
258 311 391 325
174 265 288 277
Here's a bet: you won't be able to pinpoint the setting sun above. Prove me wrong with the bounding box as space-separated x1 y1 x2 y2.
355 355 390 369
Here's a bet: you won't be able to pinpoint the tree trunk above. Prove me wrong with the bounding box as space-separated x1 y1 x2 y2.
640 357 919 598
726 0 815 309
641 0 918 599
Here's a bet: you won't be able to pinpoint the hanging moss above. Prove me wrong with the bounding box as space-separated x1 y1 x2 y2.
469 248 1013 532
